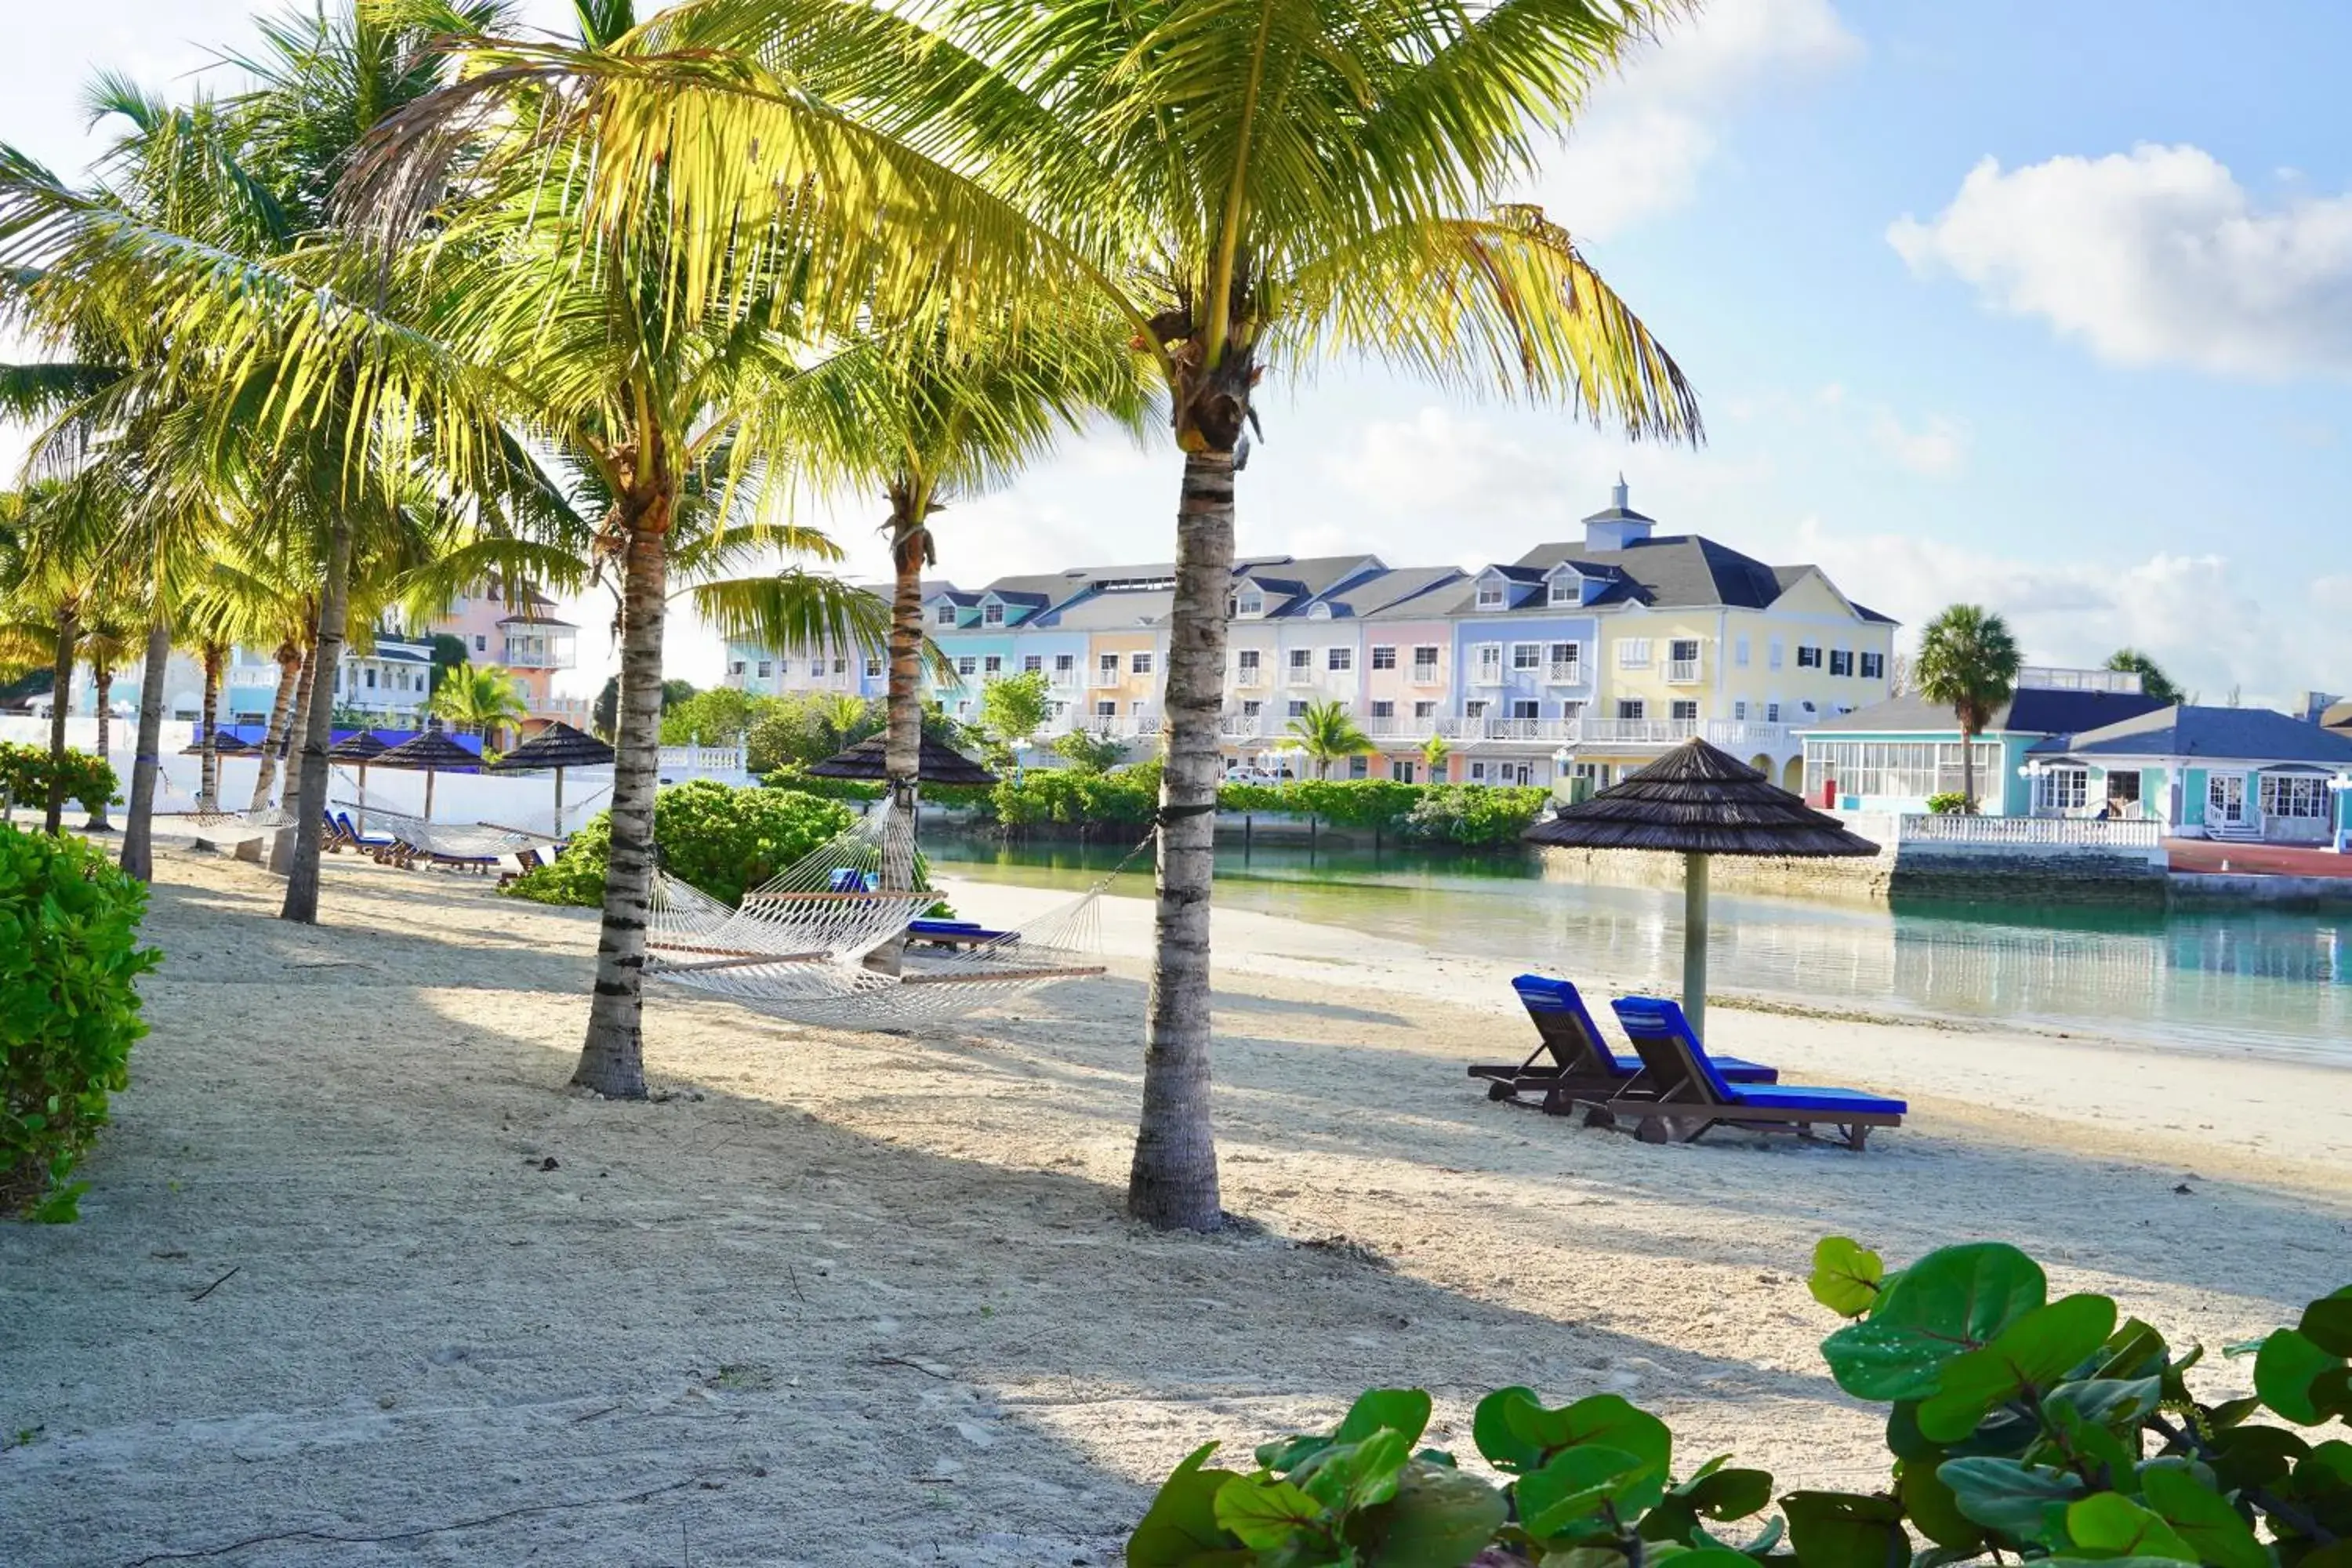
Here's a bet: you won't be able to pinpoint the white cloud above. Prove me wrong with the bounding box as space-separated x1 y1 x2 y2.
1534 0 1863 238
1868 410 1969 478
1889 143 2352 376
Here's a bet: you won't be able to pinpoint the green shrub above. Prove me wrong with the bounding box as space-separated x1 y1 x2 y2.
503 781 855 907
0 742 118 817
759 765 993 813
978 771 1548 848
1398 783 1548 847
1131 1236 2352 1568
0 826 162 1221
1926 791 1970 815
986 759 1163 837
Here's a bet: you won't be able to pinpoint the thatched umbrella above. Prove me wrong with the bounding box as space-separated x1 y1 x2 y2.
806 731 1000 788
372 730 483 822
485 721 613 835
328 731 390 833
1523 739 1877 1040
179 729 254 756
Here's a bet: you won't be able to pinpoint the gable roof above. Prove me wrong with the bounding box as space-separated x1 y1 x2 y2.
1348 565 1469 620
1803 687 2172 737
1232 554 1386 616
2059 705 2352 767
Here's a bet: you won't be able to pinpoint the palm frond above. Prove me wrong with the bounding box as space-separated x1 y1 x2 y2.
687 568 894 659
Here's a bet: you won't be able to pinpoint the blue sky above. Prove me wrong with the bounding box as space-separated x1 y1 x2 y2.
9 1 2350 705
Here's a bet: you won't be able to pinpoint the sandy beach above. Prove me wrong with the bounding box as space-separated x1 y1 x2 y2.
5 845 2350 1567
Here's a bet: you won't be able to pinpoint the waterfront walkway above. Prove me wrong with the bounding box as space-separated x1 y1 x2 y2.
2167 838 2352 878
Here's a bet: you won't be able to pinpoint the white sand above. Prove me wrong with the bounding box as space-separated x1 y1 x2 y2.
4 848 2349 1567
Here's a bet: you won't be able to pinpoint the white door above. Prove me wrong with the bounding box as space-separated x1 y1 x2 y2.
2207 773 2246 827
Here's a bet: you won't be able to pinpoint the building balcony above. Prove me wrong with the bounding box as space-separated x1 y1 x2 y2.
1233 669 1268 688
1704 720 1790 752
1467 666 1505 686
1573 717 1700 746
1547 662 1587 685
1091 672 1123 688
500 643 575 670
1410 666 1443 685
1283 667 1317 687
1667 659 1702 684
1219 712 1268 739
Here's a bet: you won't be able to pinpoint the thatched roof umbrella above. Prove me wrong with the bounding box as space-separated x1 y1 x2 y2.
327 731 390 832
486 721 613 835
805 732 1000 788
1523 739 1877 1040
372 730 482 822
179 729 254 756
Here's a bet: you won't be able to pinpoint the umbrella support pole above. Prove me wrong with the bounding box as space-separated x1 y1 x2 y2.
1682 851 1709 1042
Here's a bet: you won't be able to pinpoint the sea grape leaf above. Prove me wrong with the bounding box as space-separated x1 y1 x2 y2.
2256 1329 2347 1426
1366 1460 1509 1568
1334 1389 1434 1450
1900 1457 1987 1550
1127 1443 1246 1568
2206 1424 2309 1493
2097 1319 2173 1383
1781 1490 1908 1568
1516 1445 1650 1540
2300 1290 2352 1358
1642 1467 1778 1542
1822 1244 2048 1401
2045 1377 2164 1433
1811 1237 1886 1318
2140 1465 2270 1568
1481 1392 1671 1492
2063 1493 2197 1562
1214 1474 1327 1554
1918 1294 2120 1443
1475 1388 1548 1474
1937 1457 2083 1541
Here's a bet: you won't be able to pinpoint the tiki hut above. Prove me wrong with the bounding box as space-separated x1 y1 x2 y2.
805 732 1000 789
486 721 613 834
1523 738 1877 1039
372 730 484 822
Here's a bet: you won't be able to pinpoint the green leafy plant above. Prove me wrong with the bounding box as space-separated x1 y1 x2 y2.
1051 728 1131 775
1129 1237 2352 1566
0 742 118 818
1 825 162 1220
503 782 854 907
1926 792 1969 815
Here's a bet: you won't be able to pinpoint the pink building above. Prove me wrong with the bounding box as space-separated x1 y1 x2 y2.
427 578 583 729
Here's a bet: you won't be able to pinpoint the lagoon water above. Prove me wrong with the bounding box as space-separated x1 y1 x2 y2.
927 836 2352 1068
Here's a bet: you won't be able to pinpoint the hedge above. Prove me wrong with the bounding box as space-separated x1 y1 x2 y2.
0 742 119 818
503 780 855 907
978 772 1549 849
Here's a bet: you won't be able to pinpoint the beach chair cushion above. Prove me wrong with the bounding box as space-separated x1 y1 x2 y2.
1512 975 1774 1082
1610 996 1905 1116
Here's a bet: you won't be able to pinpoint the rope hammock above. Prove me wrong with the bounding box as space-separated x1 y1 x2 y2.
336 801 565 863
154 771 292 840
643 803 1152 1029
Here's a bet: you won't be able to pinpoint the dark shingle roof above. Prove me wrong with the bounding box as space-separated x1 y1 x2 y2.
1510 535 1792 612
1804 688 2173 737
1348 566 1468 620
2062 706 2352 766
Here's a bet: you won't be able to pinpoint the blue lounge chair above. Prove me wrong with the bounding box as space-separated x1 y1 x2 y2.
1602 996 1905 1151
908 916 1018 949
332 811 396 852
1471 975 1777 1113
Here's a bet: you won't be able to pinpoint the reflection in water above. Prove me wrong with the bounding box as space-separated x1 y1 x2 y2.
927 836 2352 1065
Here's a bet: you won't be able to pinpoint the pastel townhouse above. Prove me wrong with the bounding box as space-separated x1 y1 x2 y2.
1435 556 1602 787
1344 568 1470 780
926 573 1091 727
426 578 583 729
1218 554 1389 765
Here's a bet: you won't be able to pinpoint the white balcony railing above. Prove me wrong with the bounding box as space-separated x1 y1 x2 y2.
1547 662 1585 685
1703 720 1789 751
1410 665 1443 684
1469 663 1504 686
1285 667 1316 687
1220 713 1267 739
1667 659 1701 684
1091 670 1123 688
1572 718 1700 746
1900 813 2163 849
501 644 575 670
1234 668 1268 688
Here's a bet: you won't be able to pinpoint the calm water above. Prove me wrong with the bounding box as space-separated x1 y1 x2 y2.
927 836 2352 1067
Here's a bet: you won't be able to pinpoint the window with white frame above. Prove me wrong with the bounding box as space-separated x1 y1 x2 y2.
1511 699 1539 719
1472 643 1503 680
1414 700 1436 719
1766 701 1782 722
956 655 977 677
1475 577 1506 609
1327 647 1352 672
1617 699 1645 720
1131 652 1153 675
935 604 956 626
1098 653 1120 679
1769 637 1785 670
1370 700 1394 718
1796 644 1824 670
1370 644 1397 670
1289 648 1312 670
1617 638 1652 669
1860 652 1886 681
1829 648 1853 677
726 662 742 677
1237 648 1261 673
1733 699 1749 720
1734 636 1750 667
757 660 773 678
1548 575 1577 605
1548 642 1581 677
1236 589 1265 617
983 602 1004 626
1468 760 1490 782
1095 700 1116 717
2035 768 2090 813
1412 645 1440 677
1287 699 1308 717
1241 699 1261 717
1510 642 1540 670
1671 700 1699 721
865 657 884 678
1054 653 1076 673
1023 655 1043 673
833 658 847 676
1465 699 1489 718
474 634 488 652
2261 774 2332 819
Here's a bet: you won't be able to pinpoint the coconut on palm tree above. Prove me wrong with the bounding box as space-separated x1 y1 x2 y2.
1915 604 2023 814
1287 699 1373 780
427 662 529 752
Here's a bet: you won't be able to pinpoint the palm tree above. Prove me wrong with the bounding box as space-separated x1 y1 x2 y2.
2103 648 2180 705
1915 604 2022 814
1287 699 1373 780
309 0 1705 1225
428 662 529 751
1419 733 1451 785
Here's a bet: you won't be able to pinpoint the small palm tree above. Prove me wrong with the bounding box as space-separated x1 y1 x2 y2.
1286 699 1373 781
1915 605 2022 814
428 662 530 752
1419 733 1450 785
2103 648 2180 705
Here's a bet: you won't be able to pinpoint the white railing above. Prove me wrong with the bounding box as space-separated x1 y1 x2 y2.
1410 665 1443 684
1361 717 1419 739
1573 718 1700 746
1667 659 1701 684
1234 669 1268 687
1547 662 1585 685
1468 664 1504 686
1704 720 1789 751
659 741 751 777
500 645 575 670
1285 668 1316 687
1091 671 1122 688
529 695 596 723
1220 713 1267 739
1899 814 2163 848
2018 666 2143 695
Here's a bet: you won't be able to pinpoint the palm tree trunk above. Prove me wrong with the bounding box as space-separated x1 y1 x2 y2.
199 645 223 802
573 516 667 1100
86 663 115 831
281 525 350 920
42 607 76 835
246 641 303 811
1960 724 1977 815
245 634 313 864
867 502 928 977
1127 448 1233 1232
118 615 172 879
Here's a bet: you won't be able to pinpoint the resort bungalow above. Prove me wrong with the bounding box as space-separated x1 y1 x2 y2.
2023 705 2352 844
1799 667 2169 815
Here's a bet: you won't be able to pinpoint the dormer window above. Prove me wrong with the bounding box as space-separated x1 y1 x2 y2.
1236 589 1265 618
1548 577 1576 605
934 604 956 627
1475 577 1507 609
982 601 1004 626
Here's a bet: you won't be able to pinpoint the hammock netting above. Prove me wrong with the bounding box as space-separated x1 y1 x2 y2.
645 804 1112 1029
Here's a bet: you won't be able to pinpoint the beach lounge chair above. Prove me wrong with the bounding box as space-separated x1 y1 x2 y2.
907 917 1019 949
1596 996 1904 1151
332 811 396 853
1470 975 1777 1113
